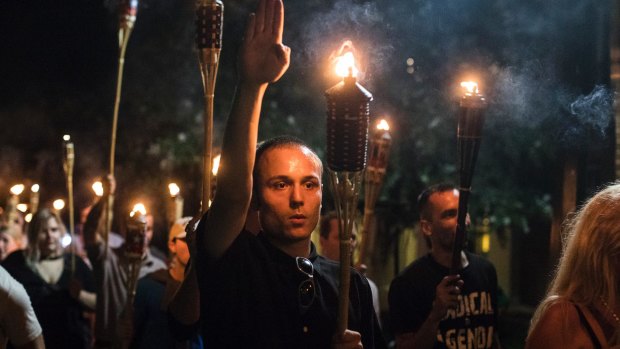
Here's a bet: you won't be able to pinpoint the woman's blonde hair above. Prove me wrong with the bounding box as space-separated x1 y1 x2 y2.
528 182 620 338
26 208 67 263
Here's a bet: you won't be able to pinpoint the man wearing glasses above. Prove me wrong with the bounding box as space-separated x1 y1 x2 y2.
169 0 383 347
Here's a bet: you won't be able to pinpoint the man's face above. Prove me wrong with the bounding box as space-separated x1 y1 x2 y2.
169 236 190 266
255 146 322 243
320 218 358 262
0 231 19 260
145 215 154 245
38 217 63 259
320 218 340 261
421 189 459 252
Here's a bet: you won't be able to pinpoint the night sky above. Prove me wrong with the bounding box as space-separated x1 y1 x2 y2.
0 0 614 238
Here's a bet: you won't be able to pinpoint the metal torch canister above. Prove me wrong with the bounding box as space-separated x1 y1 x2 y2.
325 74 372 335
195 0 223 212
125 211 147 260
450 91 487 274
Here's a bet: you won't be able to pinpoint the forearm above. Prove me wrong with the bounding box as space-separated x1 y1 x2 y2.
202 82 266 258
78 290 96 310
396 315 441 349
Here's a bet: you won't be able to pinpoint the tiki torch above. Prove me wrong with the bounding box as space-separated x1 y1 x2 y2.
29 184 40 215
357 119 392 268
195 0 223 212
7 184 24 229
107 0 139 253
120 203 147 349
325 42 372 335
450 81 487 275
167 183 184 226
63 135 76 274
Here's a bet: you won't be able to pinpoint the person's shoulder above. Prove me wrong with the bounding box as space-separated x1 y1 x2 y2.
1 250 26 272
526 298 582 348
467 253 497 271
392 254 433 282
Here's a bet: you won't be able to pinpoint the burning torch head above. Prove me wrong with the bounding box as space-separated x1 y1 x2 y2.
119 0 138 30
125 204 147 259
195 0 224 50
325 43 372 172
62 135 75 175
457 82 487 190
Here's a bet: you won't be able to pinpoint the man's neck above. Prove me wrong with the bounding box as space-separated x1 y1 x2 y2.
265 235 311 257
431 249 468 270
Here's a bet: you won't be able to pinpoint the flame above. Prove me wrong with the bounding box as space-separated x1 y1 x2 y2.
335 52 359 78
16 204 28 213
212 154 221 176
92 181 104 197
130 203 147 217
25 213 33 223
168 183 180 197
31 184 40 193
376 119 390 131
53 199 65 211
332 40 360 78
10 184 25 196
460 81 479 95
63 134 71 142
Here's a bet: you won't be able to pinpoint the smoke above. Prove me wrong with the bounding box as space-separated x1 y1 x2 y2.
292 0 395 85
565 85 614 140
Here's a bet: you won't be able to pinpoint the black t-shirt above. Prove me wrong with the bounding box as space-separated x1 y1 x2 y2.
196 230 385 349
2 251 95 349
388 253 498 349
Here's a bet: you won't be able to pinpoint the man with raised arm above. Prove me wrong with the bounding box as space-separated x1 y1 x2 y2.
169 0 384 347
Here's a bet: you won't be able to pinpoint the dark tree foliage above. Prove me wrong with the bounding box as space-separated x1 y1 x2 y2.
0 0 613 241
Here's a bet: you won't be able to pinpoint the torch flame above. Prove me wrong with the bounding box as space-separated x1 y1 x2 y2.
212 154 221 176
335 52 359 78
130 203 147 217
92 181 104 197
31 184 40 193
168 183 180 197
16 204 28 213
10 184 25 196
63 134 71 142
25 213 33 223
53 199 66 211
460 81 479 95
376 119 390 131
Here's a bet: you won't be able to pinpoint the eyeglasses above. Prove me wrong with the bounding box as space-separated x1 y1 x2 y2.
296 256 315 311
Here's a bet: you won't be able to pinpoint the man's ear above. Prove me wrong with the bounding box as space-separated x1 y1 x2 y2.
420 219 432 238
168 240 176 254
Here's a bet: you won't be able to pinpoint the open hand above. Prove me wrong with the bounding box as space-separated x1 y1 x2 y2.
238 0 290 86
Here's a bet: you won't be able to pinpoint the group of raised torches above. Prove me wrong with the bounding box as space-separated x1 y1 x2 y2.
1 0 490 347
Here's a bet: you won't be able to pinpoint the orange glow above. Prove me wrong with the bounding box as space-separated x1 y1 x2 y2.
168 183 180 197
130 203 147 217
460 81 479 95
332 40 359 78
92 181 104 197
10 184 25 196
376 119 390 131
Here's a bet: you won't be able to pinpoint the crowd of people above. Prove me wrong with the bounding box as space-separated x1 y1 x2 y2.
1 0 619 348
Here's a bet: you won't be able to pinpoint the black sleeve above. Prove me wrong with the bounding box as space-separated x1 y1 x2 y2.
388 274 430 336
355 273 387 349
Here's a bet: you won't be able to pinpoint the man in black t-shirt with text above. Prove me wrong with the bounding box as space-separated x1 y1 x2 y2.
388 184 501 349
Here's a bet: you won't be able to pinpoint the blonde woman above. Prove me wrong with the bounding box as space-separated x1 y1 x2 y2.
526 182 620 348
2 208 95 349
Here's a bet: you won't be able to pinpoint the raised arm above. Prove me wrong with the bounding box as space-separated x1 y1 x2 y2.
203 0 290 259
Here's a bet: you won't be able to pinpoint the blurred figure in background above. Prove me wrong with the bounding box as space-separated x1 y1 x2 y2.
526 182 620 348
2 208 95 349
131 217 202 348
319 211 381 324
83 176 166 349
0 224 24 261
0 264 44 349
